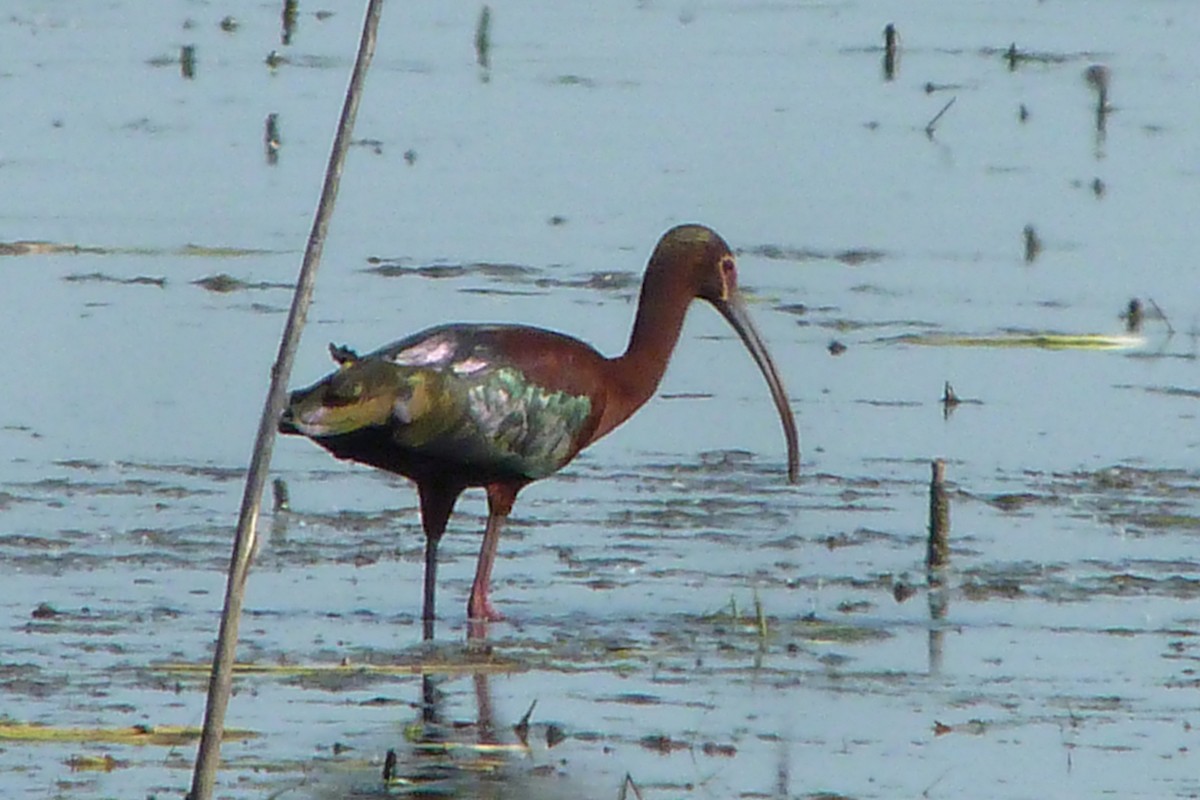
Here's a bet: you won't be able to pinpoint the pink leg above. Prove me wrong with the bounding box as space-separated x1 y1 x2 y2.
468 483 520 623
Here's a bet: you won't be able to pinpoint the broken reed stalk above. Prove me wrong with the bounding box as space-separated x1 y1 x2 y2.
926 459 950 569
924 96 956 138
619 773 647 800
187 1 385 798
1146 297 1174 336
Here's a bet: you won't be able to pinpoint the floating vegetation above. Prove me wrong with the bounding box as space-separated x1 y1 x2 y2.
177 244 276 258
144 54 179 68
741 243 887 265
262 53 346 70
697 607 890 646
1 241 107 256
0 720 256 747
154 657 522 679
66 754 127 772
892 331 1143 351
63 272 165 287
363 258 649 297
351 137 384 154
537 270 639 292
1126 384 1200 399
1107 511 1200 532
364 260 538 281
10 240 276 259
192 274 293 293
553 74 598 88
982 44 1108 68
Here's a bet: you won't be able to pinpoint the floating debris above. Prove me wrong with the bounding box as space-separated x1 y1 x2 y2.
701 741 738 757
620 773 646 800
31 602 59 619
924 81 965 94
545 724 566 748
639 734 689 754
352 137 384 154
513 699 536 744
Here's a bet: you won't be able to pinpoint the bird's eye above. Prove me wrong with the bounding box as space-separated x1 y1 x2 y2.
720 256 737 281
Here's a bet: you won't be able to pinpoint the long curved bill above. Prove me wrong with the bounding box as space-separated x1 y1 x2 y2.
715 292 801 483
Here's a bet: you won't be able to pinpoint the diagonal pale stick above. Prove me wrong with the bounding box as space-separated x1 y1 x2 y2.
188 1 385 797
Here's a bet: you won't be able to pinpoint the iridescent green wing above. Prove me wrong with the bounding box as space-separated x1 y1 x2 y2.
380 325 596 479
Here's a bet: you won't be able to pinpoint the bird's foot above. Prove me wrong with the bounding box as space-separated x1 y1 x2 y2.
467 594 505 623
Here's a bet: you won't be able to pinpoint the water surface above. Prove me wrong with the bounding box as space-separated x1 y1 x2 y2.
2 1 1198 798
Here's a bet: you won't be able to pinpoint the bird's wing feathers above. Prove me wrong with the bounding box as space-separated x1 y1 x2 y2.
372 325 606 479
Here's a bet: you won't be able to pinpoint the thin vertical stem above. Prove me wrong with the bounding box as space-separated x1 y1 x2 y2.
188 1 385 797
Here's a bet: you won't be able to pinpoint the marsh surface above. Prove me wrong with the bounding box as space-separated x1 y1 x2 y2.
2 2 1199 798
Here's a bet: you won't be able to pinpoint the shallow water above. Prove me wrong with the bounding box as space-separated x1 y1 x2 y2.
2 1 1199 798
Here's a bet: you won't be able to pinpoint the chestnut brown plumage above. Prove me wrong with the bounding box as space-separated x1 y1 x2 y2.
280 224 800 634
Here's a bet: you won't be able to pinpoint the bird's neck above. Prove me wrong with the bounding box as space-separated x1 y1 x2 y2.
600 265 693 434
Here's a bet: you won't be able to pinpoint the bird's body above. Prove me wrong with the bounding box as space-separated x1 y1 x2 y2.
280 225 800 636
302 324 603 483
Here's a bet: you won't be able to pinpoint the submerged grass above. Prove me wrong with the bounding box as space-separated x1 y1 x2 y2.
4 240 276 258
0 720 256 746
893 331 1144 350
155 658 523 678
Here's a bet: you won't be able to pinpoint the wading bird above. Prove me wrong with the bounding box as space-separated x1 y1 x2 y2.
279 224 799 633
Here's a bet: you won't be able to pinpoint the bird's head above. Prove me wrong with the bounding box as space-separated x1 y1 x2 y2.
279 345 406 438
646 224 740 305
648 224 801 483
